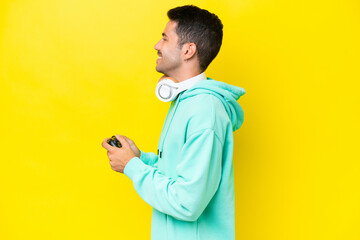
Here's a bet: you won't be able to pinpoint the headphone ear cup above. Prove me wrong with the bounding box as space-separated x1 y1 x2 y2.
155 73 206 103
155 79 178 102
158 83 173 101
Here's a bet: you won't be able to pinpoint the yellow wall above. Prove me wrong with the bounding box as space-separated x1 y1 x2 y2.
1 0 359 239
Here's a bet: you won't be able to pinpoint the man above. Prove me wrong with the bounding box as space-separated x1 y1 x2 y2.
102 5 245 240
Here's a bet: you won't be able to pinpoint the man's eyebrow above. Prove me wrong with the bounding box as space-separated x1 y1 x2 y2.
162 33 168 38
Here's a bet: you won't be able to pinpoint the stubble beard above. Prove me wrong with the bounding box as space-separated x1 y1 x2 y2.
156 56 182 77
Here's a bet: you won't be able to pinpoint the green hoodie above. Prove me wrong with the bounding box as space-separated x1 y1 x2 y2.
124 77 245 240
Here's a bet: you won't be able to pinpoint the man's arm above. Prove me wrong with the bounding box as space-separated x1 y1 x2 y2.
121 135 159 167
124 128 223 222
139 150 158 167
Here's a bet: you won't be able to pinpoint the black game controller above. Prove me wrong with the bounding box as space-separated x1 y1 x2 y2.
107 136 122 148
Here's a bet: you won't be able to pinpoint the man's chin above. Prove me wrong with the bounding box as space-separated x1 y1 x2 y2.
155 66 165 75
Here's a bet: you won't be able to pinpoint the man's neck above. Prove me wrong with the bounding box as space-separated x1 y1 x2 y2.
166 61 202 82
169 70 203 82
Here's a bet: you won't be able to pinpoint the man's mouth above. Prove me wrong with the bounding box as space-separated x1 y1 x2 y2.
157 53 162 63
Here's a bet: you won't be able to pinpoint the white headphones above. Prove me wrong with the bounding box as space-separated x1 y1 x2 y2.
155 74 206 102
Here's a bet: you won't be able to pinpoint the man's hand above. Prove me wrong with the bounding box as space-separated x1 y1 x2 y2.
101 135 137 173
122 135 141 158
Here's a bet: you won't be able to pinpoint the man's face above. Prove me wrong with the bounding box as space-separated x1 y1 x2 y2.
154 21 183 76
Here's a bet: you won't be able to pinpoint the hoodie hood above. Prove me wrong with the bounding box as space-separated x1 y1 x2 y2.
178 78 246 132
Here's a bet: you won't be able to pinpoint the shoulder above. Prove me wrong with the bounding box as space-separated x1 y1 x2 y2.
180 93 223 116
179 93 229 136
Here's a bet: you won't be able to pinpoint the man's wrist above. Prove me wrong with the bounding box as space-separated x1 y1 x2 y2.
124 156 143 178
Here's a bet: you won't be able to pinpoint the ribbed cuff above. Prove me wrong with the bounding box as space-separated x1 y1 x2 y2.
139 149 145 161
124 157 146 180
139 150 153 165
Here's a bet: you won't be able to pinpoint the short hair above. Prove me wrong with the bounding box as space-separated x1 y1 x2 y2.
167 5 223 72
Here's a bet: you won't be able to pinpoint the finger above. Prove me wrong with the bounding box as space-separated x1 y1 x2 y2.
122 135 134 144
101 139 110 150
115 135 129 148
102 138 116 151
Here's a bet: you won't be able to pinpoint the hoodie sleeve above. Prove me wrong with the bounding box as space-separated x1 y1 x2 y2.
139 150 158 167
124 128 222 222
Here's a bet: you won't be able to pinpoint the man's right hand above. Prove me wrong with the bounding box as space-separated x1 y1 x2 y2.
122 135 141 158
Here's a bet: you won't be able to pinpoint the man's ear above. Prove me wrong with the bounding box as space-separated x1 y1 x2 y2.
182 43 197 61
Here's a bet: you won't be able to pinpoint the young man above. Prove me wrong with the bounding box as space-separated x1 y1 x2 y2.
102 5 245 240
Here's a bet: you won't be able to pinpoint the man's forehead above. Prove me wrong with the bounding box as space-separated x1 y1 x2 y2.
163 21 177 37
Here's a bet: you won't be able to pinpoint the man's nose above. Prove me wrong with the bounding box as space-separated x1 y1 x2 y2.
154 40 161 50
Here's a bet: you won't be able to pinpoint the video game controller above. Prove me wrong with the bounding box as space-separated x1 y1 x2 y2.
107 136 122 148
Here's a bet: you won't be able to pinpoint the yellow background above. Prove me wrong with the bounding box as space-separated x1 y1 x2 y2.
1 0 359 239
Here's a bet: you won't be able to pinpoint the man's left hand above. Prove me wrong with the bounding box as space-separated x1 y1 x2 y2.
101 135 136 173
